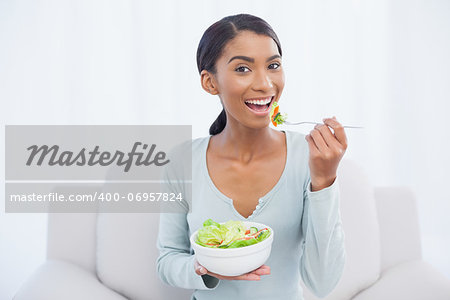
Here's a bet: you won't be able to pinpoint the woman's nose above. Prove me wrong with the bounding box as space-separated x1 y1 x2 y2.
252 71 273 91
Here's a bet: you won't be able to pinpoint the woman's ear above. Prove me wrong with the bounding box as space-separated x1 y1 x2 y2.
200 70 218 95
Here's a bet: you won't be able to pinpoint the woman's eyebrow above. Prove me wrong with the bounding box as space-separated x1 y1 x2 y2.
227 54 281 64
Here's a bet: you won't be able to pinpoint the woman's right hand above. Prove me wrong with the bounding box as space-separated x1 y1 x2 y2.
194 260 270 281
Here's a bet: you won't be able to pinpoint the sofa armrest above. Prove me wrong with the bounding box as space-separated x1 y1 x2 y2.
13 260 128 300
352 260 450 300
374 186 422 272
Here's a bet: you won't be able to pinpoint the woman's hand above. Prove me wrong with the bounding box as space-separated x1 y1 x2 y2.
194 260 270 281
305 116 348 191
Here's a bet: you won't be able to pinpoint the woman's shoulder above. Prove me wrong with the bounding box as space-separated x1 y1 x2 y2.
168 135 209 152
284 130 309 166
191 135 210 147
285 129 306 139
162 136 208 175
285 130 308 149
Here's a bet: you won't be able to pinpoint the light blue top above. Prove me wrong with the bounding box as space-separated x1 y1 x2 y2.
157 130 345 300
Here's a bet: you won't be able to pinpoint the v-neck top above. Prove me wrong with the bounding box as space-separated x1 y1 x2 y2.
202 130 290 220
157 130 346 300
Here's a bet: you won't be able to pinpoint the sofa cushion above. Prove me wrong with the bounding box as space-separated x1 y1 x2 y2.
96 213 193 300
301 159 381 300
352 260 450 300
374 186 422 271
14 260 127 300
47 213 98 273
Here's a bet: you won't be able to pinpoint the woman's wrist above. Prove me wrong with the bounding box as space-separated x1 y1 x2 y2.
310 176 336 192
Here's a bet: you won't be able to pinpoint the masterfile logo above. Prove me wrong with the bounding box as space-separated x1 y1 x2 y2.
5 125 192 213
26 142 170 172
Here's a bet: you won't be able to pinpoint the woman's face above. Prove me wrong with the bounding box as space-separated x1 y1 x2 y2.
206 30 285 130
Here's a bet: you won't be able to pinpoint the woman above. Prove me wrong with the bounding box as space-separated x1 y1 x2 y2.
157 13 346 300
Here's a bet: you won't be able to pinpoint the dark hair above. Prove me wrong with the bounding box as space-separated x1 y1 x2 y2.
196 14 283 135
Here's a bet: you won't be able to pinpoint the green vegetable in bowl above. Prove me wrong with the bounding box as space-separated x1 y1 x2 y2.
195 219 271 249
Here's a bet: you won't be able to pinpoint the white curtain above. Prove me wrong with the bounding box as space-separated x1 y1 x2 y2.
1 0 449 298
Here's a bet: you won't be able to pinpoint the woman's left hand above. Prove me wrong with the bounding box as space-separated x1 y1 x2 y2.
305 116 348 191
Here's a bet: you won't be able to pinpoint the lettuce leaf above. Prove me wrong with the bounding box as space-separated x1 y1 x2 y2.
273 112 287 125
269 101 287 125
195 219 271 249
269 101 279 121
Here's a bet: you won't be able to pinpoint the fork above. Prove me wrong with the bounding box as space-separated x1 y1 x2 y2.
283 121 364 129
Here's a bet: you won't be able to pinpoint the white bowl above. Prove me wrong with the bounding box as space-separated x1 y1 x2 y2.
190 221 274 276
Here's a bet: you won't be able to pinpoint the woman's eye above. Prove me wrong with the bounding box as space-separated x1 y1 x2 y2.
235 63 280 73
235 66 250 73
269 63 281 69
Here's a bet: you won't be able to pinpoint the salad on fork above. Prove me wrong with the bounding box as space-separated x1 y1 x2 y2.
269 102 363 129
269 101 287 127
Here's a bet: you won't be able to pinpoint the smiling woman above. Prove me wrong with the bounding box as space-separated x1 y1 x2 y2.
156 13 347 300
197 20 284 134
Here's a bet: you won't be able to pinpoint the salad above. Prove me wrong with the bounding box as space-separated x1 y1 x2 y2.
269 101 287 127
195 219 271 249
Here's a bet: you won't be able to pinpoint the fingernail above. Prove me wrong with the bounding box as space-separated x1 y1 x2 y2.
198 267 206 275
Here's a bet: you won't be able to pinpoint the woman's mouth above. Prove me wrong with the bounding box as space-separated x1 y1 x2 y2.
244 96 274 114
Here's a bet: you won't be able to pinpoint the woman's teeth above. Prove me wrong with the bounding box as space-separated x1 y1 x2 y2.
244 97 273 112
244 97 272 105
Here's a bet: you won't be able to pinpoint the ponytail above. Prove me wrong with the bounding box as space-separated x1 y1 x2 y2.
209 109 227 135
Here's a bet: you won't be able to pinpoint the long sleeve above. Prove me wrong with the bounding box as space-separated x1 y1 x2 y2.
156 145 220 290
156 212 220 290
299 177 346 298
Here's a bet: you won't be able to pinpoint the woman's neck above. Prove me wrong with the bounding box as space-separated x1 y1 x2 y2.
211 124 278 163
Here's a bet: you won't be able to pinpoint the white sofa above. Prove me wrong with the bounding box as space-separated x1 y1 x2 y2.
14 159 450 300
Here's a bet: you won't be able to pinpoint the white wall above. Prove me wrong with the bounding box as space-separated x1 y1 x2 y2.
386 0 450 275
1 0 449 299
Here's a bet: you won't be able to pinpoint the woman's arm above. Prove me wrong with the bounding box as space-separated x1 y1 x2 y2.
300 117 347 297
155 144 220 290
156 212 220 290
299 177 346 297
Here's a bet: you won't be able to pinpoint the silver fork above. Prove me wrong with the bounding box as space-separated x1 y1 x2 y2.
283 121 364 129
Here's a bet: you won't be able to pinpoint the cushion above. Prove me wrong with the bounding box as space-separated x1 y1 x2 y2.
14 260 127 300
301 159 381 300
374 186 422 271
96 213 192 300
